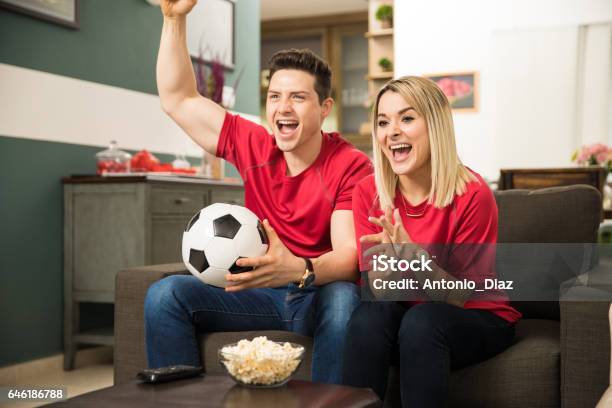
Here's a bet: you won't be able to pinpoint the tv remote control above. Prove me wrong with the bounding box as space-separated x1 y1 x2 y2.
137 365 203 383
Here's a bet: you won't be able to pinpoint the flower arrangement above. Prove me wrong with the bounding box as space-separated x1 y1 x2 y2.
195 58 224 105
572 143 612 169
194 44 243 109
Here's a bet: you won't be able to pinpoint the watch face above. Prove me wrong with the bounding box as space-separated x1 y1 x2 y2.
304 273 315 287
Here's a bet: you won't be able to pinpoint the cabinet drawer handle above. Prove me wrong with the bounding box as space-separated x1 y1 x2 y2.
174 197 191 204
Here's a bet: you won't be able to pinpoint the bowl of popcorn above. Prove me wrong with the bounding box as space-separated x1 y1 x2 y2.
218 336 305 388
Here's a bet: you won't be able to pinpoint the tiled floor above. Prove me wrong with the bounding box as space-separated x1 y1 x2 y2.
1 353 113 408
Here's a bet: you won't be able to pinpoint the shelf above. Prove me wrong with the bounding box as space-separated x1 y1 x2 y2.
367 72 393 80
366 0 394 145
365 28 394 38
75 327 114 346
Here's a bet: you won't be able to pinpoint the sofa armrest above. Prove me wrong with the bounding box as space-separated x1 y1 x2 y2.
596 305 612 407
561 300 611 408
113 263 189 385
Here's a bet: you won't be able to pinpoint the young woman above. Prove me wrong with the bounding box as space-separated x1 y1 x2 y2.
342 76 521 407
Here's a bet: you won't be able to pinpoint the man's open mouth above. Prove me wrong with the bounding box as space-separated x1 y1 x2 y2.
276 119 299 135
389 143 413 161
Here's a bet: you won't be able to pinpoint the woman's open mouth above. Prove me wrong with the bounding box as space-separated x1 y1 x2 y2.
389 143 412 162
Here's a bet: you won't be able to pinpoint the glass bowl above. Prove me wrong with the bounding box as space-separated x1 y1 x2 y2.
218 340 305 388
95 140 131 175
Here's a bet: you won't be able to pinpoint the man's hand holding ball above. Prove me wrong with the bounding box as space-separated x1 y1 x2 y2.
225 220 306 292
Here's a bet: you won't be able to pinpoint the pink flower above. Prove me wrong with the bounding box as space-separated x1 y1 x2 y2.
573 143 612 166
597 152 608 163
575 146 589 164
589 143 608 156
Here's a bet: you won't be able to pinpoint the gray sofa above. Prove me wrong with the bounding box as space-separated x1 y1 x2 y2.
114 185 609 407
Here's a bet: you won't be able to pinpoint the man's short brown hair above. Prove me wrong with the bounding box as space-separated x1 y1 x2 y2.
268 48 332 104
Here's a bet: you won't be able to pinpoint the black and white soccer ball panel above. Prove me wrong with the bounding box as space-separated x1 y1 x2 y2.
191 202 258 228
182 203 269 288
192 265 228 288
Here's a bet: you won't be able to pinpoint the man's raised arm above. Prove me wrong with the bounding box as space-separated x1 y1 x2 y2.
157 0 226 155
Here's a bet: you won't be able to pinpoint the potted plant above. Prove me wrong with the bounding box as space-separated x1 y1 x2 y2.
378 57 393 72
375 4 393 29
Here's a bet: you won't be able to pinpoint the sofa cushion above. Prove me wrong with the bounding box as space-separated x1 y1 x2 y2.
199 331 314 380
447 319 560 408
382 319 560 407
494 185 600 244
494 186 601 320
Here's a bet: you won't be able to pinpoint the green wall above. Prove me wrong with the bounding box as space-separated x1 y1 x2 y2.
0 0 260 115
0 137 106 366
0 136 195 367
0 0 259 367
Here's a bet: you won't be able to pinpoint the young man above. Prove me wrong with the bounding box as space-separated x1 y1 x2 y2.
145 0 372 384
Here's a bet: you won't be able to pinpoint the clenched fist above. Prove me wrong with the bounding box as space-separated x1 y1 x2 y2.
160 0 197 18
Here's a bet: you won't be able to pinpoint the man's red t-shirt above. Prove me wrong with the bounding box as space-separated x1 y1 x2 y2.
216 113 373 258
352 172 521 323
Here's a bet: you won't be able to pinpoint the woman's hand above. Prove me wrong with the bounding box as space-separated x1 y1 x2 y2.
360 205 417 263
362 206 417 261
366 206 412 245
359 207 395 271
359 206 415 300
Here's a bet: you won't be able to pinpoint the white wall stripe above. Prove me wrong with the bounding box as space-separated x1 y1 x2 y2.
0 63 260 156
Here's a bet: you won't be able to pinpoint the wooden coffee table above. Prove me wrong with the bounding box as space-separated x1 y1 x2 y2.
48 375 381 407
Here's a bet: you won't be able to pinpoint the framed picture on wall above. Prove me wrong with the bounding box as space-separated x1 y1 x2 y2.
0 0 79 29
187 0 235 70
425 71 479 112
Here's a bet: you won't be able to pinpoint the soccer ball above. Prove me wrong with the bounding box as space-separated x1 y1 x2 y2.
182 203 269 287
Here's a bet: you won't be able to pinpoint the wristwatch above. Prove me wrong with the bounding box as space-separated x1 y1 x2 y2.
298 257 315 289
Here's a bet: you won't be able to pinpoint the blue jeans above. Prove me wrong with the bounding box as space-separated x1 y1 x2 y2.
342 302 515 407
144 275 360 384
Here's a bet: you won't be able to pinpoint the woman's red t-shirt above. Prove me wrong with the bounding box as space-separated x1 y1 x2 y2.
352 172 521 323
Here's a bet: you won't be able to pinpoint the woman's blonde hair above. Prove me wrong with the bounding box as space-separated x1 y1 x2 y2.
371 75 476 209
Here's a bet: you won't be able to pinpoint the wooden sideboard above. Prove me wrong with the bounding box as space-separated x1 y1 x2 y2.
62 175 244 370
498 167 607 192
498 167 608 218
